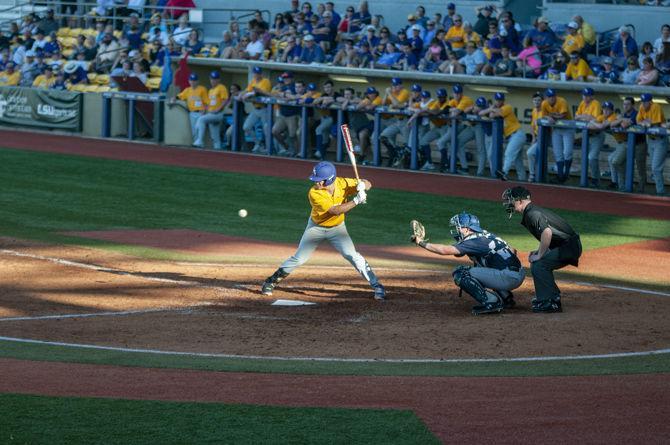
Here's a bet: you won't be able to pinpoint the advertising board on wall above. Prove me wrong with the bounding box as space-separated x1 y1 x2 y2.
0 86 82 131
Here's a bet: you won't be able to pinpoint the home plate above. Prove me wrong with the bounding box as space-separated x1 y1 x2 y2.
272 299 316 306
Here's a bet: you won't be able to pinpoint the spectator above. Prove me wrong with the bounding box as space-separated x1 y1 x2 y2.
653 24 670 54
572 15 596 53
184 29 204 54
485 20 503 65
419 43 444 72
377 42 402 68
125 24 144 52
110 59 133 80
253 10 269 30
337 5 360 39
38 8 59 35
217 31 236 58
50 69 67 90
332 38 358 67
424 19 437 44
172 14 192 47
19 50 39 86
459 41 487 75
638 41 656 67
352 1 372 28
294 13 312 35
516 38 542 77
562 21 584 56
462 22 482 48
637 56 659 85
398 41 419 70
658 42 670 85
131 60 148 83
95 32 120 72
171 73 207 146
525 16 558 54
280 35 302 63
0 62 20 85
63 60 88 85
271 13 288 38
356 41 375 68
492 45 515 77
358 25 379 49
408 25 424 57
439 50 464 74
443 3 457 30
48 50 65 71
621 56 641 84
445 14 466 55
499 14 521 55
312 10 337 52
43 31 60 56
474 4 495 37
564 51 594 81
32 65 56 88
285 0 300 17
241 31 265 60
597 56 620 83
228 20 241 42
414 5 428 28
31 29 47 52
302 2 314 20
610 26 638 63
299 34 325 63
378 26 395 46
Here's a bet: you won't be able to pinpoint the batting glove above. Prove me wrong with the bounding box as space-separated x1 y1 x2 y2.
353 190 367 205
356 180 366 192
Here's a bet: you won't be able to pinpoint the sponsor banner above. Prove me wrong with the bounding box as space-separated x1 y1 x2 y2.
0 86 81 130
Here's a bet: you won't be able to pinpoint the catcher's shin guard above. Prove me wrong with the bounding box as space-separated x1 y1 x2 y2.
452 266 503 315
261 268 289 295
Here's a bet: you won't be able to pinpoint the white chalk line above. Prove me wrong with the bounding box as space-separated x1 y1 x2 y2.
0 335 669 363
0 308 182 322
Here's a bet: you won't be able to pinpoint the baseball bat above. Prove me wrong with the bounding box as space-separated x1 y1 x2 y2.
340 124 360 181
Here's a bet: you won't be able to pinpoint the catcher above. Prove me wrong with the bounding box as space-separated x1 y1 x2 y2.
410 214 525 315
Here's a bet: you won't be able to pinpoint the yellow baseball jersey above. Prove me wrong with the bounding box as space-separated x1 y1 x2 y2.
448 95 474 112
360 95 383 117
429 99 450 126
177 85 208 112
383 88 409 119
499 104 521 137
207 84 229 112
565 59 593 80
309 177 358 227
0 70 20 86
541 97 572 120
562 34 584 55
246 77 272 108
637 103 665 126
446 25 466 49
463 31 482 48
32 74 55 89
531 107 542 136
603 113 627 143
576 99 602 120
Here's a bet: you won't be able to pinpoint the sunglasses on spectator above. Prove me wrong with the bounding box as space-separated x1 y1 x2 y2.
454 20 462 23
347 8 354 12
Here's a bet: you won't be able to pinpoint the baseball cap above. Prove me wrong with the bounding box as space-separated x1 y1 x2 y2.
567 21 578 29
452 84 463 94
641 93 653 102
545 88 556 97
303 34 314 41
209 70 220 79
367 25 375 31
391 77 402 86
188 73 198 81
421 90 431 99
581 87 594 96
602 56 613 64
602 101 614 109
252 66 262 74
538 16 550 24
366 86 378 95
307 82 317 91
411 83 422 92
436 88 447 98
494 92 505 101
476 97 487 108
407 14 416 21
447 3 456 10
411 24 421 31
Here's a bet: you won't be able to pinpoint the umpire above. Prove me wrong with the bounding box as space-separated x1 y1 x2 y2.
502 186 582 313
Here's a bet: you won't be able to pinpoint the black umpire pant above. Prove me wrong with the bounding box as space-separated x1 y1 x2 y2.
530 235 582 303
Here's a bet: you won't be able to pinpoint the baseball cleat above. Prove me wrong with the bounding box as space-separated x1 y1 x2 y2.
373 284 386 301
261 281 274 296
495 169 509 181
531 299 562 313
471 300 504 315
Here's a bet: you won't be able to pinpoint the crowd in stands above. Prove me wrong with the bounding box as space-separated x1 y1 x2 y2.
0 1 197 91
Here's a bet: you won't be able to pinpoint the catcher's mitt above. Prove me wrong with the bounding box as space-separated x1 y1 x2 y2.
410 220 428 246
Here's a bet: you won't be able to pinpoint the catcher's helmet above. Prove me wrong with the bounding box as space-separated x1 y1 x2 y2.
450 212 482 241
309 161 337 185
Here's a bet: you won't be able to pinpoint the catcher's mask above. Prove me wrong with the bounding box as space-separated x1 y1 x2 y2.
449 212 483 241
502 186 531 218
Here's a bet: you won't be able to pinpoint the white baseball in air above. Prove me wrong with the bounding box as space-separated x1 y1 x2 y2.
238 209 248 218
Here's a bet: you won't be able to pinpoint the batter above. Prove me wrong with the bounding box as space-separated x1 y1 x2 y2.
261 161 386 300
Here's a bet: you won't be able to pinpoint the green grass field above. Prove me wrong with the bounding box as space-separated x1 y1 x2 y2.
0 393 439 444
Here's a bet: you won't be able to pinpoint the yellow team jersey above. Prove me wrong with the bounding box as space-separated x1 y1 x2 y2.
309 177 358 227
32 74 55 89
576 99 602 120
360 95 383 117
531 107 542 136
0 70 20 86
562 34 584 55
565 59 593 80
207 84 229 112
580 22 596 45
499 104 521 137
246 77 272 108
541 97 572 120
177 85 208 112
448 95 474 112
603 113 627 143
637 103 665 126
463 32 482 48
446 26 466 49
429 99 450 126
383 88 409 119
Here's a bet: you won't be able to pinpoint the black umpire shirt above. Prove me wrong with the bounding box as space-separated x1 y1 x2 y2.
521 203 582 266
